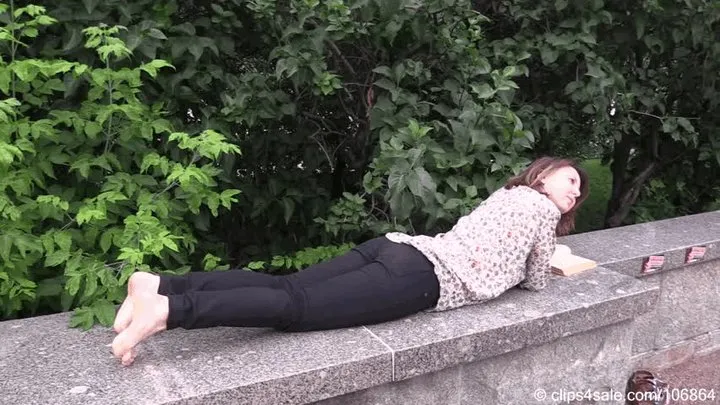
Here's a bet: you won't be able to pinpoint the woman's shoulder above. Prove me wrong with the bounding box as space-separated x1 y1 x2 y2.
488 185 560 217
490 185 539 201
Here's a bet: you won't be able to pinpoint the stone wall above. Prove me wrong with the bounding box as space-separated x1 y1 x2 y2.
319 320 636 405
560 211 720 371
1 211 719 405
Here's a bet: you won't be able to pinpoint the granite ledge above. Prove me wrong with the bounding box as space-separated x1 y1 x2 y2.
0 266 658 405
560 210 720 277
0 315 393 405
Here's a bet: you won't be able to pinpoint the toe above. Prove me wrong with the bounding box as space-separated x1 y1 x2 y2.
121 348 137 366
113 299 133 333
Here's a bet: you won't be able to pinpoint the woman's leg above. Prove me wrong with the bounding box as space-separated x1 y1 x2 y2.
113 237 387 332
165 239 439 331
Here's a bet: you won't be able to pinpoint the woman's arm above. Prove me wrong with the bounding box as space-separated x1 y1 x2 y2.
518 217 557 291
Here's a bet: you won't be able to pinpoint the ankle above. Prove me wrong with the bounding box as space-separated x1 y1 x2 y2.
128 272 160 295
156 294 169 324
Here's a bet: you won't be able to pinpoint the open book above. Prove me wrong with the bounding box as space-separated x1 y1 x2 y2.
550 244 597 276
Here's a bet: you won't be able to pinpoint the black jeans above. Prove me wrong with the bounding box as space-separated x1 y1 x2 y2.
158 237 440 332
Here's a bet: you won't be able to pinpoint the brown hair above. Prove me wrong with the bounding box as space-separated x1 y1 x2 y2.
504 156 589 236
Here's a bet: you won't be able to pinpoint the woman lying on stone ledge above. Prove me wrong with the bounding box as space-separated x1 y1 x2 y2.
111 156 589 366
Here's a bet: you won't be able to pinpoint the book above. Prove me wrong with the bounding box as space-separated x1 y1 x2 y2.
550 244 597 276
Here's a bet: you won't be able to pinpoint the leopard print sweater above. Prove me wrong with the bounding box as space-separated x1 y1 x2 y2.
386 185 561 312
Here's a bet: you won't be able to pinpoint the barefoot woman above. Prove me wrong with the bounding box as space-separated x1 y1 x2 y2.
112 157 588 366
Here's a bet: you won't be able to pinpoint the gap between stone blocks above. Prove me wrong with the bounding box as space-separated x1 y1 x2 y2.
362 326 396 382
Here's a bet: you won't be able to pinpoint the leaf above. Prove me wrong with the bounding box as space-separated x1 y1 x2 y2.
82 0 100 14
219 189 241 208
13 235 42 258
476 57 491 74
0 70 11 94
372 66 393 78
93 300 117 326
65 274 82 297
446 176 460 192
414 167 437 193
374 78 397 92
540 47 559 65
465 185 478 198
577 33 597 45
247 261 266 270
69 307 95 330
140 60 174 78
388 189 414 220
45 250 69 267
119 264 135 285
63 29 84 52
76 205 106 225
387 170 407 193
97 268 116 289
21 27 39 38
83 274 98 301
585 63 604 78
471 83 495 99
282 198 295 224
148 28 167 40
0 143 22 165
97 191 127 203
171 23 196 36
677 117 694 133
163 237 179 252
100 231 114 253
70 156 92 178
555 0 568 11
84 121 103 139
662 119 677 133
188 43 204 61
636 16 646 39
140 153 160 173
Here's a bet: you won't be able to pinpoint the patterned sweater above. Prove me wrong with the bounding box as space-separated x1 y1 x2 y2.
386 185 561 311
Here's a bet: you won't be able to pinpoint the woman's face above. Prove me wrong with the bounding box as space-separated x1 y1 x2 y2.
540 166 582 214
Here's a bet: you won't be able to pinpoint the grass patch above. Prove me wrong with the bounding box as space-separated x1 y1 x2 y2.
573 159 612 234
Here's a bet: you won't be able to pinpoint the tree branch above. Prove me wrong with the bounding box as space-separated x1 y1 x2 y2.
606 160 658 228
628 110 699 121
326 40 356 76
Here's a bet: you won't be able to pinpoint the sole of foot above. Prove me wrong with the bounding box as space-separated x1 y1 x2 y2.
112 292 169 367
113 272 161 333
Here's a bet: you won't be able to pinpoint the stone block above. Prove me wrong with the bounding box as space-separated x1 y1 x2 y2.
318 320 636 405
630 259 720 355
0 314 392 405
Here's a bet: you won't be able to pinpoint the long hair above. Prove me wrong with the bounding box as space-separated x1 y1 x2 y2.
504 157 589 236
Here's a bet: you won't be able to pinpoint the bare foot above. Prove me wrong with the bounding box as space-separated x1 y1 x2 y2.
112 292 169 366
113 272 161 333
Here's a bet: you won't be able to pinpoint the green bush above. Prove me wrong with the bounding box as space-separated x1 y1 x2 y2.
0 5 240 327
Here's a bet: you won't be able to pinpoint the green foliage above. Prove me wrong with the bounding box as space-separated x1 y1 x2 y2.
29 0 540 260
631 179 686 224
0 4 240 325
574 159 612 233
247 243 356 273
596 0 720 226
467 0 720 227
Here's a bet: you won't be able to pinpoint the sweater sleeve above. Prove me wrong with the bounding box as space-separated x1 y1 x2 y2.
518 210 557 291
